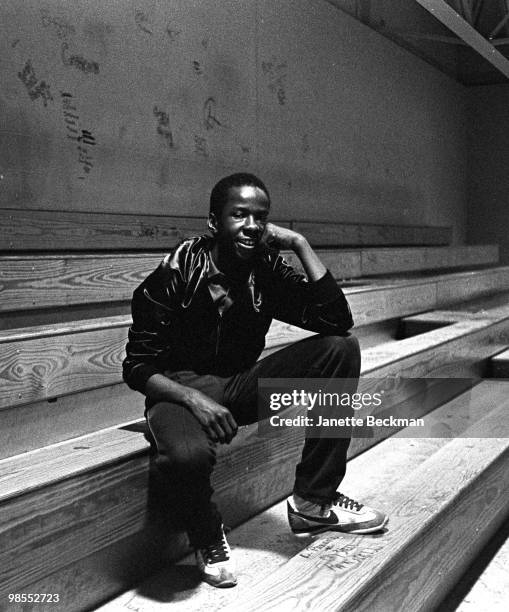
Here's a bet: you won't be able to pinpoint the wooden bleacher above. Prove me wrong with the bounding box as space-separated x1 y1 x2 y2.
1 216 508 611
96 381 508 612
2 264 509 456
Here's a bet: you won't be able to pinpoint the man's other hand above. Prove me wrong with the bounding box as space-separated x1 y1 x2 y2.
186 388 238 444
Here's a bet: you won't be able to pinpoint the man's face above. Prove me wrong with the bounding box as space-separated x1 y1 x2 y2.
210 185 270 261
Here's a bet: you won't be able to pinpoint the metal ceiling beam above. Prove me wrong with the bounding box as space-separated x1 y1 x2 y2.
488 13 509 40
414 0 509 79
459 0 474 24
472 0 485 26
394 32 467 45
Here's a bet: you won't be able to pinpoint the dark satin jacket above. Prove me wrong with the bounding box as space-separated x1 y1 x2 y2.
122 235 354 394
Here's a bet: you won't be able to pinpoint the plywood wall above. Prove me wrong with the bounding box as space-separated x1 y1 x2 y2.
0 0 467 239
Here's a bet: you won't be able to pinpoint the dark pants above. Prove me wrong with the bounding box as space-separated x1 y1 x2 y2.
146 334 361 548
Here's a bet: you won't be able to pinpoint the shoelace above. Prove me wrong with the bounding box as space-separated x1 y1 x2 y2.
331 492 364 511
201 536 229 564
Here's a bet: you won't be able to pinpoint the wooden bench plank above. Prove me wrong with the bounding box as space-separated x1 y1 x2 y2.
400 291 509 338
2 247 498 313
221 400 509 612
436 267 509 306
0 210 207 251
362 315 509 378
490 348 509 378
361 245 498 275
0 209 451 251
0 251 360 312
0 455 154 595
0 324 128 409
0 254 164 312
292 221 452 247
0 384 143 460
0 426 147 503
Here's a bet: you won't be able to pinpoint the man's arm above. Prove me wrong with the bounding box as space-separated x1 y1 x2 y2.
260 223 326 281
260 223 354 333
289 234 327 282
123 258 238 444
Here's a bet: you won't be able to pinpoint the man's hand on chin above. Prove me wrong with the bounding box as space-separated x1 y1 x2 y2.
259 223 305 252
260 223 327 282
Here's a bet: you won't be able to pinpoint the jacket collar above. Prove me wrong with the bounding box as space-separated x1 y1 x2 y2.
203 236 263 313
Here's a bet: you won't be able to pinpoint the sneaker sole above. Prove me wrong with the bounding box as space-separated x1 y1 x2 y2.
203 577 238 588
290 514 389 535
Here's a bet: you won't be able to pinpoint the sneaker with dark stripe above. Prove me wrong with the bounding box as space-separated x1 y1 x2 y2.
288 492 388 535
195 525 237 588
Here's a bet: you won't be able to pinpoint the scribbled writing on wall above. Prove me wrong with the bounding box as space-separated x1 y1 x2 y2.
302 134 310 155
61 92 95 179
41 8 75 39
203 97 223 130
166 25 182 41
261 58 288 105
18 60 53 107
134 11 182 41
194 135 209 158
153 106 174 148
240 145 250 166
135 10 153 35
139 223 174 239
61 42 99 74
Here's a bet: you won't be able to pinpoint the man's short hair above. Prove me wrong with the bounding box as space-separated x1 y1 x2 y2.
209 173 270 216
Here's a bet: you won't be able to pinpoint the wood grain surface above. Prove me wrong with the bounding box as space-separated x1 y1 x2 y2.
1 247 499 313
360 245 498 275
0 378 498 604
3 272 509 411
0 209 450 251
0 322 128 409
222 402 509 612
0 383 143 460
292 221 452 247
0 210 207 251
490 348 509 378
1 372 507 606
104 381 506 612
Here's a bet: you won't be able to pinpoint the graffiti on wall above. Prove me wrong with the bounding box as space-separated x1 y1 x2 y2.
261 58 288 106
61 42 99 74
18 60 53 107
153 106 175 149
61 92 95 179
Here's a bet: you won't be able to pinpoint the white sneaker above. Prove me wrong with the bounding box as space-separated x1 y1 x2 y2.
195 526 237 588
288 492 388 535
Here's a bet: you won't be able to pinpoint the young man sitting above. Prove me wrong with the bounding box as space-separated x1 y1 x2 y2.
123 173 387 588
